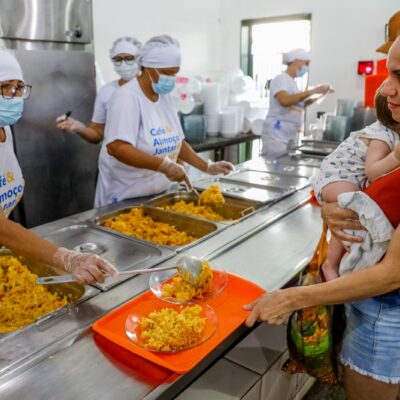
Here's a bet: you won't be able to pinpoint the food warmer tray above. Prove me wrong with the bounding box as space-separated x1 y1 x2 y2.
273 153 324 168
296 140 338 156
44 224 175 291
224 169 310 191
147 190 263 223
0 249 99 341
93 205 224 253
193 177 295 204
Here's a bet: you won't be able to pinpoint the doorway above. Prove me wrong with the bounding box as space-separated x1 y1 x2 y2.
241 14 312 98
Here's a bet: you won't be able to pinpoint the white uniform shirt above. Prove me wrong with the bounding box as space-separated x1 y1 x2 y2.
0 126 24 216
91 80 120 124
94 79 184 207
266 72 304 128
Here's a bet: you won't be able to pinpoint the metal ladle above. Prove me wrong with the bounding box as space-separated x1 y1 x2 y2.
36 255 203 285
183 175 201 198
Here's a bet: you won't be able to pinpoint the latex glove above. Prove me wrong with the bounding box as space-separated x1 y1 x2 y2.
157 156 187 182
56 115 86 134
53 247 119 285
206 160 235 175
311 85 334 95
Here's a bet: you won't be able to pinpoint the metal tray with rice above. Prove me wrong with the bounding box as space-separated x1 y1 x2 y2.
147 190 263 223
94 205 223 252
0 249 99 338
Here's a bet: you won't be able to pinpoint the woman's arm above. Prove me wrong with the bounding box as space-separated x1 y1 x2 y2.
275 85 330 107
365 140 400 181
106 140 187 181
0 216 118 284
245 223 400 327
178 141 208 171
76 122 104 144
56 118 105 144
106 140 163 171
0 217 60 266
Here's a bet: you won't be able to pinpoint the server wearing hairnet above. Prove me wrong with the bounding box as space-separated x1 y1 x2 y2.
94 35 234 207
0 49 118 285
262 48 333 158
56 36 142 143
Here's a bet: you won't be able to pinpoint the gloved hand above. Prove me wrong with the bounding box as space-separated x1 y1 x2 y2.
157 156 187 182
56 115 86 134
53 247 119 285
206 160 235 175
311 85 334 95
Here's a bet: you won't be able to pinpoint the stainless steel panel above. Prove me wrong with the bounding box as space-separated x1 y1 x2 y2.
94 205 222 251
194 177 295 204
207 204 322 291
0 0 92 43
225 170 310 191
147 191 263 223
242 157 320 179
296 140 338 156
0 249 98 339
44 224 175 290
274 153 323 168
12 49 98 227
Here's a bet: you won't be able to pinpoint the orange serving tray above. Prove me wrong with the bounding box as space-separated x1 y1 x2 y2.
92 272 266 374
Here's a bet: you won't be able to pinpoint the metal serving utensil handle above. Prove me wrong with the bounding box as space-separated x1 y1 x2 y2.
118 265 178 276
36 275 76 285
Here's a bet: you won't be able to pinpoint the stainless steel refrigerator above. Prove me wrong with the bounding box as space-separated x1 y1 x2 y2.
0 0 99 227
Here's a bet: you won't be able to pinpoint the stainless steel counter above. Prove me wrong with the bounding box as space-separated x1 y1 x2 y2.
0 158 323 400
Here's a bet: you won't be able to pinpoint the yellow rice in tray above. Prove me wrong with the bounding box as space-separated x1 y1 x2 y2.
163 200 226 221
161 185 229 221
102 208 195 246
162 260 213 303
0 256 69 333
140 305 205 351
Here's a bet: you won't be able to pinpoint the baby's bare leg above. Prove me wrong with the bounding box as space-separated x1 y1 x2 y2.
321 181 359 280
322 236 346 280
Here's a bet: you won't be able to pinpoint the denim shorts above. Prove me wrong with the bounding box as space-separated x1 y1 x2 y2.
340 291 400 383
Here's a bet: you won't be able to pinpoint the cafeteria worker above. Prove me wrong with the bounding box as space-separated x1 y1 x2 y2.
57 36 142 143
262 48 333 158
95 35 234 207
0 49 118 284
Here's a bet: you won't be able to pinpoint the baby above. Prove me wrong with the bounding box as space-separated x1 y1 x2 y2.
313 91 400 280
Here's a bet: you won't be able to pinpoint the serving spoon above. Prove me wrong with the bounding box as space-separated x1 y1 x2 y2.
36 255 203 285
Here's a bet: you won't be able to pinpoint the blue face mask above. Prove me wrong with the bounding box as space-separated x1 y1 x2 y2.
296 65 309 78
150 70 176 95
0 97 24 127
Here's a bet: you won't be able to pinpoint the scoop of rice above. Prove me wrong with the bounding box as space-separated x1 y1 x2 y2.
199 185 225 207
161 260 213 302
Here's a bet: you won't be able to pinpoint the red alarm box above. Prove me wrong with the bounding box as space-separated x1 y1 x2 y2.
358 61 374 75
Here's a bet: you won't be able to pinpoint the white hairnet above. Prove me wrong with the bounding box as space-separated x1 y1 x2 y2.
282 48 311 65
139 35 181 68
109 37 142 59
0 49 24 81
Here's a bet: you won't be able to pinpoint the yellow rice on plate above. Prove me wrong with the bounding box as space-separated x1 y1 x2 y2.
140 305 205 351
161 260 213 303
0 256 69 333
102 208 195 246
